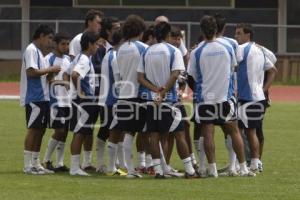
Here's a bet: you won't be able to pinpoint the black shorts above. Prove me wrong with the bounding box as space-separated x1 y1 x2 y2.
49 106 70 129
110 98 146 132
238 100 267 129
25 101 49 129
195 97 237 125
146 102 184 133
70 99 99 135
99 105 114 130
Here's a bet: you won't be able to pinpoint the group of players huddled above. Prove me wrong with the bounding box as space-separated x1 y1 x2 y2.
21 9 277 178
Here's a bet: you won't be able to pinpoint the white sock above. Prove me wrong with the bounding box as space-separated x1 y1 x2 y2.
145 154 153 168
152 158 163 175
250 158 259 170
43 138 59 162
199 137 206 171
32 152 41 168
190 153 197 165
117 142 127 169
208 163 217 175
107 142 118 172
159 142 169 173
137 152 146 168
225 136 237 171
239 162 248 172
96 138 106 168
123 134 134 174
24 150 32 170
56 141 65 167
194 139 200 158
182 157 195 175
70 154 80 172
82 151 92 168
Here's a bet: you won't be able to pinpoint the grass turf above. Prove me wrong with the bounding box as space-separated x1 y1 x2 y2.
0 100 299 200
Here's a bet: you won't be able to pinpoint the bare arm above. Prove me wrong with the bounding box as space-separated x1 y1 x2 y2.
263 67 277 92
26 65 61 78
137 72 159 92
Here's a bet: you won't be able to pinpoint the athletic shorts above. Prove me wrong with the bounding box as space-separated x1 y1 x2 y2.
109 98 146 132
195 97 237 125
99 105 114 130
238 100 267 129
49 106 70 129
69 98 99 135
146 102 184 133
25 101 49 129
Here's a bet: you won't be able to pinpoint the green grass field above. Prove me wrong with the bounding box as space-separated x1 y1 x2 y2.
0 100 300 200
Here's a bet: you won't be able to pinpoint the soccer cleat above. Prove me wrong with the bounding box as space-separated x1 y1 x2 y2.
43 161 55 171
23 167 45 175
193 164 199 172
54 165 69 172
146 166 155 176
207 172 218 178
155 174 166 179
165 171 184 178
184 172 200 179
107 169 127 176
239 170 256 177
96 165 107 174
217 165 229 173
126 171 143 178
70 168 90 176
219 169 239 177
135 166 147 174
198 169 208 178
82 165 97 172
250 168 260 174
36 164 55 174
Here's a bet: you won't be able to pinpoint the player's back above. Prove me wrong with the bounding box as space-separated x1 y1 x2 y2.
190 41 236 104
117 41 147 99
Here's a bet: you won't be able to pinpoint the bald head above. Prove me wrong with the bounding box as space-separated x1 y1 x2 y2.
155 15 169 24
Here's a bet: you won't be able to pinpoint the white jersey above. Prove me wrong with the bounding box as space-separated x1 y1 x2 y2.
137 42 185 102
45 52 71 107
187 40 237 104
20 43 49 106
98 49 120 106
67 53 96 100
236 42 275 101
117 40 148 99
69 33 82 57
259 45 277 65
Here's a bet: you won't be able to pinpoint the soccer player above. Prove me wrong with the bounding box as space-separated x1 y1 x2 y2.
21 24 61 174
42 32 71 172
107 15 147 178
68 32 100 176
187 16 255 177
234 23 277 173
69 9 103 171
95 17 125 173
138 21 197 178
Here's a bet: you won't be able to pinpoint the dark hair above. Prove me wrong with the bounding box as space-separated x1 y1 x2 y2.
122 14 146 40
32 24 54 40
214 13 226 34
200 15 217 40
170 26 182 38
100 17 119 40
53 32 70 44
85 9 104 28
142 24 155 43
236 23 254 40
111 30 123 46
80 32 100 51
154 22 171 42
